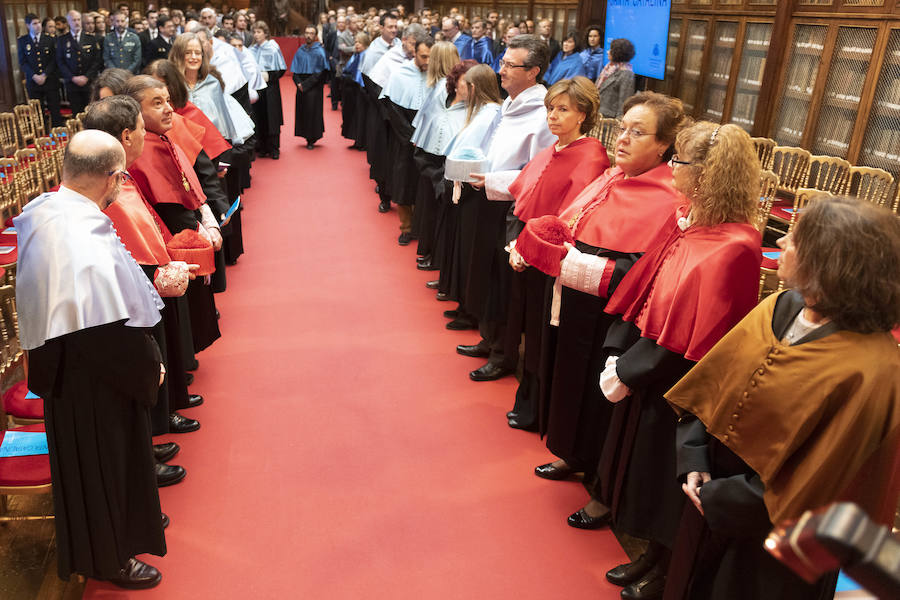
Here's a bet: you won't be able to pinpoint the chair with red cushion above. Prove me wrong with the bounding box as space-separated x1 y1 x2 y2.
0 423 53 521
3 380 43 426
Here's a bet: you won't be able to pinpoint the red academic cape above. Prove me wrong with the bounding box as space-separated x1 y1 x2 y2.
510 137 610 222
558 163 685 252
103 180 173 266
175 102 232 160
168 113 205 166
129 132 206 211
605 211 762 361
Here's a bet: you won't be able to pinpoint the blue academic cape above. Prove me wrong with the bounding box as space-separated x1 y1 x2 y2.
545 52 587 86
290 41 329 74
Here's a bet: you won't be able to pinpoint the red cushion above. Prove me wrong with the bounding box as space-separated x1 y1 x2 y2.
3 217 13 228
0 245 16 266
0 424 52 487
770 206 794 222
3 381 43 419
761 248 780 270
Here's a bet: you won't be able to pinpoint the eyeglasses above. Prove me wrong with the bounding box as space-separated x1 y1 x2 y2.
497 59 531 70
613 122 657 140
668 156 694 167
108 169 132 183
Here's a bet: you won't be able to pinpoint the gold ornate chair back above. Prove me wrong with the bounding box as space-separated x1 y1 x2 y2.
36 137 59 191
806 155 850 195
0 158 19 225
596 117 620 165
28 99 46 138
751 137 776 171
771 146 811 196
0 113 18 157
13 148 41 204
66 118 82 134
13 105 37 148
847 166 894 208
756 170 778 232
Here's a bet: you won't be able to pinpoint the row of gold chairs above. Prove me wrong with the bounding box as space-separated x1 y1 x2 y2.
0 125 72 227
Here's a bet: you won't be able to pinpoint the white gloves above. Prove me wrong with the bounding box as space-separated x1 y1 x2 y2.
154 261 191 297
199 204 223 250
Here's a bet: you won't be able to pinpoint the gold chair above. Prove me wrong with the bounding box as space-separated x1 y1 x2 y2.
0 113 18 157
0 158 20 226
893 183 900 215
13 148 41 205
756 170 778 233
28 99 46 138
751 137 776 171
806 155 850 195
66 118 82 134
594 117 620 165
50 127 69 176
36 137 59 191
771 146 811 197
846 166 894 208
14 105 38 148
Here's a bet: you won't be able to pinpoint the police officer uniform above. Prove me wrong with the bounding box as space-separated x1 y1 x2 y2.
143 35 173 69
103 28 142 74
56 30 101 115
18 31 63 128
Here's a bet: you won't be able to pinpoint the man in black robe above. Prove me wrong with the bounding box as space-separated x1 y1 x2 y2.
291 26 330 149
16 130 166 589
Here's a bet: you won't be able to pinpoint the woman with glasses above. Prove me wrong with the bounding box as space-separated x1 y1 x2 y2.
543 32 586 86
664 196 900 600
596 37 636 119
532 91 688 532
596 122 762 598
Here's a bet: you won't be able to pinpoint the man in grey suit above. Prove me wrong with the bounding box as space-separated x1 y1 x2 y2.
103 11 142 73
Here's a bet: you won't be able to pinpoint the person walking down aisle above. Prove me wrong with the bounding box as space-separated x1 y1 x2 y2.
292 26 330 149
16 130 167 590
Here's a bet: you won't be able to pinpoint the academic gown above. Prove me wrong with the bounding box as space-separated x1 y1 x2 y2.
505 137 609 427
249 39 286 154
291 41 329 144
364 46 408 198
469 36 494 65
544 51 587 86
595 219 761 550
340 52 363 142
543 164 684 476
380 60 428 207
580 47 605 81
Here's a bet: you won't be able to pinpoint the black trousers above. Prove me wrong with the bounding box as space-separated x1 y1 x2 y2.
65 81 91 115
27 81 64 128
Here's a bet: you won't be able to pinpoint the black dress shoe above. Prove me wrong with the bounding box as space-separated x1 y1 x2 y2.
456 343 490 358
425 280 440 289
443 309 459 319
469 363 513 381
162 512 170 529
187 394 204 408
446 316 478 330
155 461 186 487
187 358 199 371
436 292 450 301
306 142 315 149
620 565 666 600
506 411 518 419
507 417 538 431
606 552 659 587
153 442 180 463
567 508 611 530
534 462 574 480
416 254 431 264
108 558 162 590
185 373 194 386
378 200 390 213
271 148 280 160
398 232 413 246
417 259 438 271
169 412 200 433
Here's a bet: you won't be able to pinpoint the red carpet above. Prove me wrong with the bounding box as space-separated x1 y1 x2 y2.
84 78 627 598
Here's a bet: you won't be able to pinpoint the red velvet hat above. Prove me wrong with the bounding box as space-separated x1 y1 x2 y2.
515 215 574 277
166 229 215 275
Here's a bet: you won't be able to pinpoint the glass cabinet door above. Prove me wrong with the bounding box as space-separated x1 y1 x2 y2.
731 22 773 132
701 21 738 122
858 28 900 181
773 24 828 146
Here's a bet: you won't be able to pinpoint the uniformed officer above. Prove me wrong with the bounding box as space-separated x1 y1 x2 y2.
143 15 175 68
103 11 142 73
18 13 64 128
56 10 102 115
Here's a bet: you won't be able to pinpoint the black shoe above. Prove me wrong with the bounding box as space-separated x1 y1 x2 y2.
417 259 438 271
185 373 194 386
506 411 518 419
398 233 413 246
155 461 186 487
425 280 440 289
153 442 180 463
435 292 450 301
306 142 315 149
271 148 280 160
456 343 490 358
606 552 659 587
187 394 204 408
508 417 537 431
162 512 170 529
443 309 460 319
169 412 200 433
446 316 478 330
620 565 666 600
187 358 199 371
378 200 390 213
108 558 162 590
534 462 574 480
567 508 611 530
469 363 513 382
416 254 431 264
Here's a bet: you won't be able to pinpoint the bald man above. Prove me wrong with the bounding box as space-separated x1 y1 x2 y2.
16 130 167 589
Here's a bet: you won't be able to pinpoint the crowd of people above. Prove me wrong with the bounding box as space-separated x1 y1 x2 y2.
11 3 900 599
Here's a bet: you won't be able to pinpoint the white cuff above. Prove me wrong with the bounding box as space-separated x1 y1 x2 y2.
599 355 631 403
559 246 608 296
485 170 519 201
199 203 220 230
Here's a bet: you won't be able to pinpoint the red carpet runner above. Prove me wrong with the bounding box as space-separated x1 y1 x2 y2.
84 77 627 598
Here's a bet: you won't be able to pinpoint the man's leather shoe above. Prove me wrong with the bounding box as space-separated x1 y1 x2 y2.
162 512 170 529
443 309 459 319
108 558 162 589
436 292 450 301
169 412 200 433
155 461 186 487
185 373 194 386
417 259 438 271
469 363 513 381
306 142 315 149
508 417 537 431
456 343 490 358
378 200 390 213
534 462 574 480
416 254 431 264
271 149 280 160
425 280 440 289
187 358 199 371
567 507 611 530
187 394 203 408
506 411 517 419
446 316 477 330
398 232 413 246
153 442 180 463
606 552 659 587
620 565 665 600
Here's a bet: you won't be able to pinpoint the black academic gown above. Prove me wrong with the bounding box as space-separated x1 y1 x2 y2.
293 69 326 143
361 74 391 198
193 149 234 287
411 149 445 258
340 73 358 141
439 184 479 303
543 242 640 474
384 99 418 207
253 68 285 154
28 321 166 580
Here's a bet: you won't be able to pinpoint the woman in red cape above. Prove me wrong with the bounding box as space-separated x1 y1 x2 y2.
596 123 762 598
